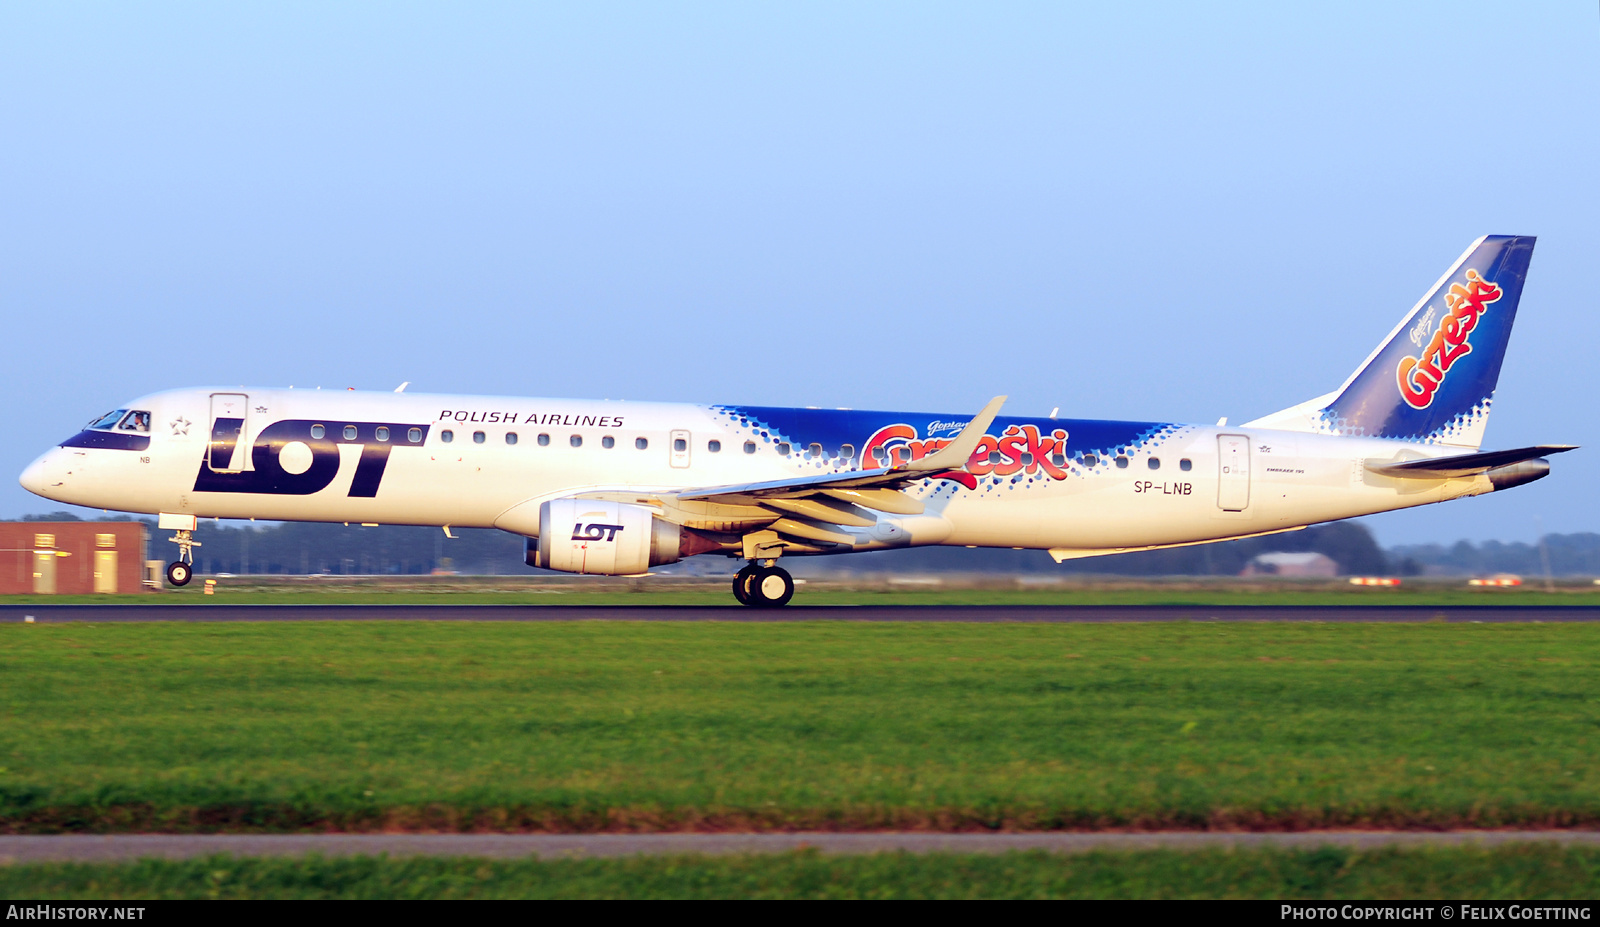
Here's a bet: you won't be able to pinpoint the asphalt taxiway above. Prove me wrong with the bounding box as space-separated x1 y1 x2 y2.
3 604 1599 622
3 831 1599 862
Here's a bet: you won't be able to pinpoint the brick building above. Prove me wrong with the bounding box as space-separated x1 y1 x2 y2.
0 522 150 594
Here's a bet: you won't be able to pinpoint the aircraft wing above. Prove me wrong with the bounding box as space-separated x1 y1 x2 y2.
579 397 1007 554
1365 444 1578 478
675 395 1005 509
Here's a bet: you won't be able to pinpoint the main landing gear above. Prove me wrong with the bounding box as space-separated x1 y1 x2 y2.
166 529 199 587
733 561 795 607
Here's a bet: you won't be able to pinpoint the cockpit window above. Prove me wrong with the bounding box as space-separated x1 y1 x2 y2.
117 411 151 433
88 410 127 430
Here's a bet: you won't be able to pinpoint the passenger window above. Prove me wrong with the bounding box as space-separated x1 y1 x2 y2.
1148 457 1159 470
376 426 390 442
744 441 757 454
635 437 648 450
570 435 583 448
1051 453 1066 467
602 436 615 449
1081 453 1097 467
343 425 358 440
839 444 855 459
1180 458 1192 471
1021 452 1034 466
988 451 1002 464
473 431 486 444
408 428 422 443
1115 456 1129 469
708 440 721 453
777 442 792 456
311 424 326 439
808 443 823 459
538 434 550 446
506 432 518 445
673 438 687 452
441 430 454 443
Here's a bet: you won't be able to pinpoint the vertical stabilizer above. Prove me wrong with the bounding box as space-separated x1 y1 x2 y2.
1245 235 1535 449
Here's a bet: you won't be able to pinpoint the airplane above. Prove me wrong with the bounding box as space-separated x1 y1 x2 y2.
19 235 1575 606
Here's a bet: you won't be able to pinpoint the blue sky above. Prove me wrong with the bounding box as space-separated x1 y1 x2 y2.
2 2 1596 545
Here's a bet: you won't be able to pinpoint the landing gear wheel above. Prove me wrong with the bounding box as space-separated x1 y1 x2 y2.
166 561 193 587
732 566 757 605
748 566 795 608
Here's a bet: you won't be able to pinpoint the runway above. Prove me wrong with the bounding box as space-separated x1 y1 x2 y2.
3 831 1598 863
3 603 1600 623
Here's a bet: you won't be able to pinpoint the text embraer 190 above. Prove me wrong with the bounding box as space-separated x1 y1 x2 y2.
20 236 1576 605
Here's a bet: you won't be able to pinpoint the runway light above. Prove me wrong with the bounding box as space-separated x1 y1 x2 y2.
1348 577 1401 586
24 615 35 623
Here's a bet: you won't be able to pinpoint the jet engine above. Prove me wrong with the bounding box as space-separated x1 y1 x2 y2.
527 499 711 575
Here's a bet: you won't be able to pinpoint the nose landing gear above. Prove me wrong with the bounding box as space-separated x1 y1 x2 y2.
165 529 199 587
732 560 795 607
166 560 192 587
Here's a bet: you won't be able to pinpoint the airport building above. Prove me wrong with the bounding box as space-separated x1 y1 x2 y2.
0 522 151 594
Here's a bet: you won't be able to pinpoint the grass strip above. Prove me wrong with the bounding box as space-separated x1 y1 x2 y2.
2 621 1598 832
3 846 1598 899
6 582 1600 606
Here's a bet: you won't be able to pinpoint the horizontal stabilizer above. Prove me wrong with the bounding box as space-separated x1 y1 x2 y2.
1365 444 1577 478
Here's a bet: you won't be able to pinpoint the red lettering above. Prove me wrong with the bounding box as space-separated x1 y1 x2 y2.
994 428 1027 476
1395 269 1502 410
862 424 915 469
1022 424 1068 479
966 435 999 476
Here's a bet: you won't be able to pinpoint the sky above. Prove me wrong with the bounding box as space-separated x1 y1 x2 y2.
2 2 1596 546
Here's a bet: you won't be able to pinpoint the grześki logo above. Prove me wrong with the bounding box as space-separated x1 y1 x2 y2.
863 422 1070 489
1396 269 1501 410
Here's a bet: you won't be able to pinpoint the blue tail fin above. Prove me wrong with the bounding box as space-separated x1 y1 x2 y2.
1246 235 1535 448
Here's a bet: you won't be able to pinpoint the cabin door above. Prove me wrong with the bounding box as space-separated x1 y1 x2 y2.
1216 434 1251 512
207 393 251 472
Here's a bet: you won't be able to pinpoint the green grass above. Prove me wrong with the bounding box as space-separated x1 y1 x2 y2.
3 846 1598 898
1 621 1598 832
6 578 1600 606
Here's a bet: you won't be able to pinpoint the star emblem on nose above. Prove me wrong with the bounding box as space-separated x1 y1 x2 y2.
170 417 190 435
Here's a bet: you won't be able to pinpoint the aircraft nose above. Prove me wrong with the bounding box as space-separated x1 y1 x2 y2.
19 451 60 498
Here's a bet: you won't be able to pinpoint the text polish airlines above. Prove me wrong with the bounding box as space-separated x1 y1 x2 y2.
19 236 1575 605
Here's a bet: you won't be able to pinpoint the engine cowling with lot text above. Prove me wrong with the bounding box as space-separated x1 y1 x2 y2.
528 499 700 575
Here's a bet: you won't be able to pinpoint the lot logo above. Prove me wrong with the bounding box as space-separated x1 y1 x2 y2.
193 419 430 497
863 422 1071 487
571 523 625 542
1396 269 1502 410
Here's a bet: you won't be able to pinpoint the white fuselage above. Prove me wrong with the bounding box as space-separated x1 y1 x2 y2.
21 386 1498 559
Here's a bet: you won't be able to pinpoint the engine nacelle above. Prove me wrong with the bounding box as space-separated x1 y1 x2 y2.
527 499 689 575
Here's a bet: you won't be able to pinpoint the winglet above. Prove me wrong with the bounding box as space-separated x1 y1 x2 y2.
902 396 1007 473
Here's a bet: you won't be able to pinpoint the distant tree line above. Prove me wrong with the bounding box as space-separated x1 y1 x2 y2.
1389 534 1600 577
16 511 1600 576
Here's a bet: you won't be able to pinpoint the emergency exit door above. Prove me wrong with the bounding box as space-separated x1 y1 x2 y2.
669 429 691 468
208 392 250 472
1217 434 1251 511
